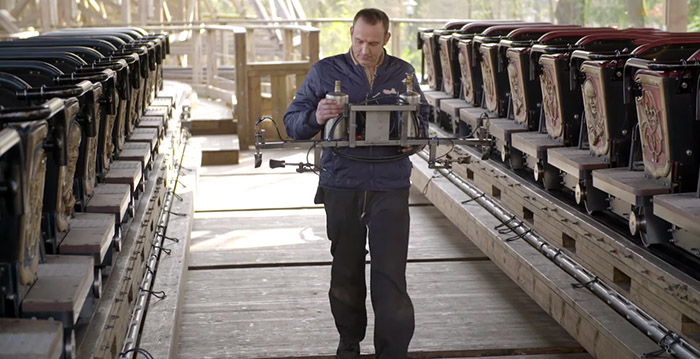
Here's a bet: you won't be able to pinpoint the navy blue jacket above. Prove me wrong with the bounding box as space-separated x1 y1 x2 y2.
284 50 429 191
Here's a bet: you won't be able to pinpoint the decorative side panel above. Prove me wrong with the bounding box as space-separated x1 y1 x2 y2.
423 35 437 89
480 46 498 113
581 63 610 157
634 73 671 179
506 50 527 125
60 122 81 232
458 42 474 104
540 56 564 139
439 38 453 95
18 123 48 286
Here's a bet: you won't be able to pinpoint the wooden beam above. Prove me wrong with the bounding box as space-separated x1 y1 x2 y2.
139 0 148 26
245 61 310 76
202 0 217 20
270 74 289 140
186 0 197 22
626 0 644 27
0 10 20 33
162 0 171 23
192 29 203 84
122 0 131 25
390 21 400 57
234 27 250 150
206 30 218 86
411 159 661 359
666 0 688 32
10 0 32 18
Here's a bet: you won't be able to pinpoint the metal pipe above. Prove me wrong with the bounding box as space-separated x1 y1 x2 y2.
416 147 700 359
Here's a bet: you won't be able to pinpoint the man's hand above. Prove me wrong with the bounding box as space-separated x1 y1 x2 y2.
315 99 344 125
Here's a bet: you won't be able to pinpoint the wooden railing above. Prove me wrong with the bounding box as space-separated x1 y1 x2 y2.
147 19 449 150
146 24 319 149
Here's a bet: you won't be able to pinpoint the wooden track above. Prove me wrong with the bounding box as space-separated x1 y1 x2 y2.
413 124 700 355
173 148 591 359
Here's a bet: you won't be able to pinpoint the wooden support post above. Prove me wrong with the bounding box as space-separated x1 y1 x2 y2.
247 74 262 149
155 0 165 23
122 0 131 24
390 21 401 57
270 75 288 140
206 29 218 86
234 27 250 150
283 27 295 96
300 27 319 63
626 0 644 27
10 0 32 18
192 29 202 84
666 0 688 32
246 28 256 62
140 0 148 26
39 0 53 32
221 30 230 66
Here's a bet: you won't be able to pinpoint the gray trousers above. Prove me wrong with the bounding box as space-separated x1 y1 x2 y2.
322 188 415 359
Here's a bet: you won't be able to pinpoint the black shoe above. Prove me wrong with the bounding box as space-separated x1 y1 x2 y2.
336 339 360 359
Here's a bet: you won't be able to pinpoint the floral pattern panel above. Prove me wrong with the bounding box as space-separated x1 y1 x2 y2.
580 63 610 157
458 41 474 104
634 72 671 179
506 49 527 125
422 34 438 90
539 56 564 139
18 122 49 286
439 38 453 95
480 45 498 113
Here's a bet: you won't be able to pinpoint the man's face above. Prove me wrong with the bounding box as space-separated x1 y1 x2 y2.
350 17 390 67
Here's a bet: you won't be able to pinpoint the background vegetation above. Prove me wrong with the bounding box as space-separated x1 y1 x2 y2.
208 0 700 72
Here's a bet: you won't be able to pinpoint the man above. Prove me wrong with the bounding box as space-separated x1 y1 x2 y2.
284 8 428 359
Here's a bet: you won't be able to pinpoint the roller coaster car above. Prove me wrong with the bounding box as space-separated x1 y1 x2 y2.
0 101 96 355
543 33 672 213
0 72 98 252
437 21 524 99
590 40 700 253
418 21 471 91
472 25 587 163
508 28 642 190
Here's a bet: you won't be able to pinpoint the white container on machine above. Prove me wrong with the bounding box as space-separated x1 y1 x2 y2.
400 75 420 137
324 80 348 140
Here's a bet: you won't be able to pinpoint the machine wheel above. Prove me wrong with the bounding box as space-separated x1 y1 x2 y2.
114 236 123 252
500 145 509 163
93 268 103 298
509 149 524 170
64 329 76 359
639 205 671 247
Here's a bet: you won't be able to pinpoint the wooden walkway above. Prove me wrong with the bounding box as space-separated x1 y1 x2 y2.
177 148 592 359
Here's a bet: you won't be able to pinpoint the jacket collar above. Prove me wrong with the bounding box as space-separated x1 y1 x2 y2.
346 48 388 68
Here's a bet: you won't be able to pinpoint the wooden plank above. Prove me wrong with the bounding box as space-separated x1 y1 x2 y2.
23 255 94 324
178 261 582 358
234 27 250 150
654 193 700 234
431 142 700 347
189 205 486 268
270 74 289 140
78 154 168 359
511 132 561 159
139 142 197 359
0 318 63 359
411 160 661 359
592 168 669 203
